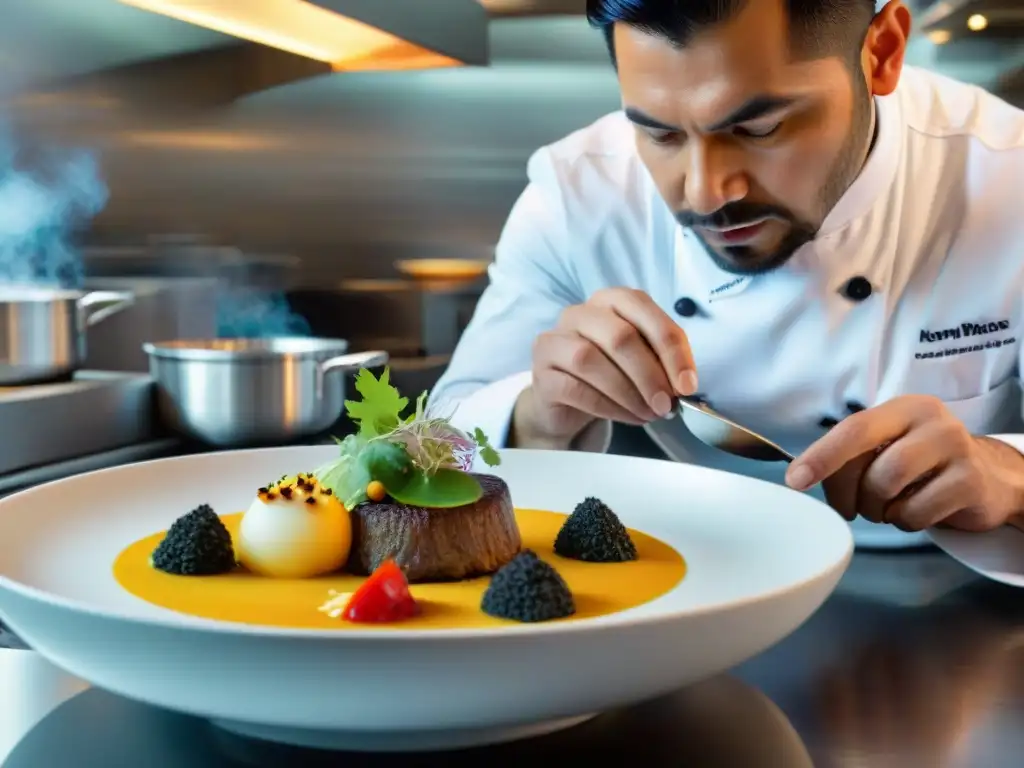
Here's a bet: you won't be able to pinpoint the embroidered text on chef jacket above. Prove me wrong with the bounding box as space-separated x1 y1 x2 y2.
431 66 1024 457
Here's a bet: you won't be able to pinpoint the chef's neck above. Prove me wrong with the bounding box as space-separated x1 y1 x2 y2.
859 98 880 176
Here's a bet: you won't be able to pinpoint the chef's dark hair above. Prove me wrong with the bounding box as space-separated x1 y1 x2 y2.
587 0 878 65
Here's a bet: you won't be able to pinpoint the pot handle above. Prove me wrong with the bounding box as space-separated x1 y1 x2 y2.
316 350 390 398
78 291 135 327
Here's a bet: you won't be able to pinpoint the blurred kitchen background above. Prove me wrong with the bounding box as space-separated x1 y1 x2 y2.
1 0 1021 367
0 0 1019 492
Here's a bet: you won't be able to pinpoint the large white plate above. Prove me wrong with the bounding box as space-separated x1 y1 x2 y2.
0 447 853 752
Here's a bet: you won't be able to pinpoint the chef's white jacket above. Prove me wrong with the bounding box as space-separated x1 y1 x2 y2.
431 65 1024 544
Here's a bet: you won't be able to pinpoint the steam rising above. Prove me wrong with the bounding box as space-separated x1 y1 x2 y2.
0 122 310 337
0 124 108 287
217 288 311 338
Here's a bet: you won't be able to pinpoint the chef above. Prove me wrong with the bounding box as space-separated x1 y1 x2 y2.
431 0 1024 536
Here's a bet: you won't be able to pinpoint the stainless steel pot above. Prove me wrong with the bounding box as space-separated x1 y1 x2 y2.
142 338 389 447
0 288 136 385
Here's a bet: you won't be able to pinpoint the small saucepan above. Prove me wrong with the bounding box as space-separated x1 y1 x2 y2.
0 287 135 385
142 337 389 447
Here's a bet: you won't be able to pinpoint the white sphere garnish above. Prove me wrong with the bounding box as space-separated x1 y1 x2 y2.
236 476 351 579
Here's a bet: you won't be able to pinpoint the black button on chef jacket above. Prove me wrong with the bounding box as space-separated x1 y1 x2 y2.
674 297 698 317
842 277 873 302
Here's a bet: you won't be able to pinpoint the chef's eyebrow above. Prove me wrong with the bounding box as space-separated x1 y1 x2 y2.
705 95 796 132
624 95 797 134
624 107 679 132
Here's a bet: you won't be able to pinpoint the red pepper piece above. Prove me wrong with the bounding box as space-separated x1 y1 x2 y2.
343 559 418 623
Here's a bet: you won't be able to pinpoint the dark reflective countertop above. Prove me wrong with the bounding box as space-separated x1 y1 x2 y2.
4 549 1024 767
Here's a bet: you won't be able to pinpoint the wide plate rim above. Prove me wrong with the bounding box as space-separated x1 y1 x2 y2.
926 525 1024 588
923 434 1024 588
0 446 854 642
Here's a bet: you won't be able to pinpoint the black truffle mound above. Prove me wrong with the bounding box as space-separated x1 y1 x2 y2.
554 496 638 563
151 504 236 576
480 549 575 623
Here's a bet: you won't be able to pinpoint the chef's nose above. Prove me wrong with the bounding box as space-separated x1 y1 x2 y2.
683 138 748 216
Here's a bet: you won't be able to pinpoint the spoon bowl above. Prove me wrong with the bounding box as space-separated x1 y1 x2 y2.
672 396 795 463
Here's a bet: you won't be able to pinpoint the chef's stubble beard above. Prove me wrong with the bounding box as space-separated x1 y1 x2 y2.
696 70 877 277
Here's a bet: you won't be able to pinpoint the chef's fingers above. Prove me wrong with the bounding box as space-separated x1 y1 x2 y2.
532 369 646 426
789 395 959 491
564 305 675 418
787 402 912 491
535 330 656 422
857 427 948 523
821 452 874 521
589 288 698 396
882 464 973 531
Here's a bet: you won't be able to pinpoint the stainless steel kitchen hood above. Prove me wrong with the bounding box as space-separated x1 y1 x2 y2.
5 1 490 111
118 0 489 71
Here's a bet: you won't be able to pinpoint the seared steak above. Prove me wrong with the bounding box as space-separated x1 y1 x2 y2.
346 473 521 582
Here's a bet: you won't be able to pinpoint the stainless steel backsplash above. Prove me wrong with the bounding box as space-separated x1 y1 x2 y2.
2 15 1019 287
3 18 621 285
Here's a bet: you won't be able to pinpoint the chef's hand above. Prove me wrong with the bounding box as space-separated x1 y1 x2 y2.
785 395 1024 532
511 288 698 450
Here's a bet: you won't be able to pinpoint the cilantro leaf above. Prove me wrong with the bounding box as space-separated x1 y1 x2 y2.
344 367 408 439
473 427 501 467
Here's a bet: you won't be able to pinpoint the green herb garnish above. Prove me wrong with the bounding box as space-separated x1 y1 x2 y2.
473 427 500 467
345 367 409 439
315 434 372 509
313 367 501 509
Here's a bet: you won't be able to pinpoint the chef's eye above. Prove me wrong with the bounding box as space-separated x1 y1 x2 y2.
735 122 781 139
647 131 682 146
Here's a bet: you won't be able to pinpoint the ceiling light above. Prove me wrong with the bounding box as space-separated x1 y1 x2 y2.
967 14 989 32
927 29 952 45
119 0 475 71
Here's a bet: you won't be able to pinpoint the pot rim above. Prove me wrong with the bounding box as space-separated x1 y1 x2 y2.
0 287 86 302
142 337 350 362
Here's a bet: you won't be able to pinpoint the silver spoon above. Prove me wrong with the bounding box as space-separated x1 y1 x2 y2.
670 395 795 463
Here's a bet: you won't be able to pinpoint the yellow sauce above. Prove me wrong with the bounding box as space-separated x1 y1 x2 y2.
113 509 686 630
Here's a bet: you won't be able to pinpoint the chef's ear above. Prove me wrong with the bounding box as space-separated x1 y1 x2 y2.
860 1 912 98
